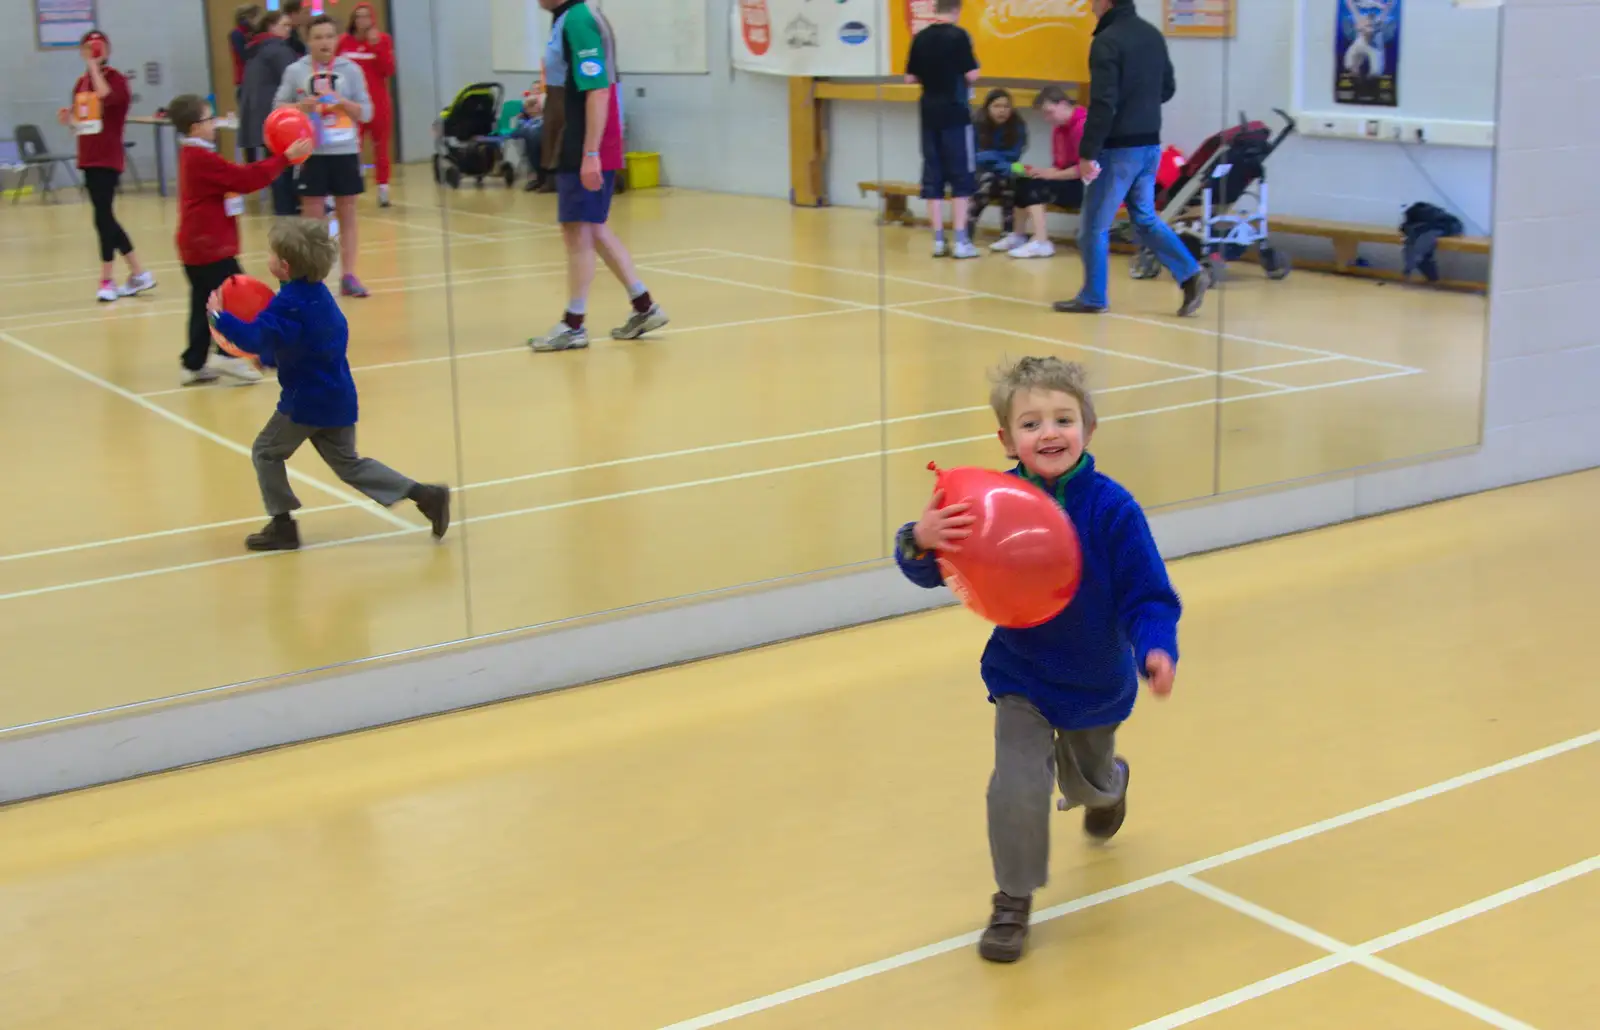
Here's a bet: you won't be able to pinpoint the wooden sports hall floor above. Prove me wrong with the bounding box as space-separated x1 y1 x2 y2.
0 166 1485 726
1 465 1594 1030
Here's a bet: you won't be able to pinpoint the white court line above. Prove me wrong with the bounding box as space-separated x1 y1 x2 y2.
0 331 416 531
0 249 714 334
8 364 1211 566
134 303 909 398
384 200 551 230
638 261 1253 385
0 505 353 565
636 256 1393 389
1150 868 1596 1030
0 368 1416 601
703 248 1426 375
0 224 570 290
649 731 1598 1030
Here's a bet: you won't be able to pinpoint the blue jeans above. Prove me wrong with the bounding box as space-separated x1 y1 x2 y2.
1076 145 1200 309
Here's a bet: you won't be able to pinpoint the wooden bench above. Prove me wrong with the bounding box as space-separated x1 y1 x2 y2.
857 184 1490 291
1267 216 1490 290
858 180 1110 225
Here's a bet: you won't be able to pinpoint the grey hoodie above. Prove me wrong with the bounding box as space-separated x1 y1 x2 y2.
272 54 372 157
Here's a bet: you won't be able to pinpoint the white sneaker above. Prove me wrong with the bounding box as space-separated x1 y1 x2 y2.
951 239 980 260
377 184 391 208
1009 239 1056 260
990 233 1028 253
209 355 263 385
119 271 156 297
932 238 949 258
181 366 220 386
96 280 119 303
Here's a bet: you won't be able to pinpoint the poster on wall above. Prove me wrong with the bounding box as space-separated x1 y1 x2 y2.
732 0 890 77
1334 0 1400 106
35 0 97 49
1163 0 1235 38
887 0 1094 84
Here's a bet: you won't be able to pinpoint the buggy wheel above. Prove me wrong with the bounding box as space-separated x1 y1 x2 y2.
432 156 443 184
502 163 516 187
1129 248 1161 280
475 176 486 189
1204 254 1226 282
445 167 462 189
1260 245 1291 280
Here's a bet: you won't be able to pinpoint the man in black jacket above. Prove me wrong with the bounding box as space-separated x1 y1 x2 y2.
1055 0 1208 317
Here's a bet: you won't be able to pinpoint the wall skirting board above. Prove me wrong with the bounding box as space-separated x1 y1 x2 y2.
6 435 1597 806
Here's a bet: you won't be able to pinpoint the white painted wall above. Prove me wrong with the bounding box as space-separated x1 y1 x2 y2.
0 0 209 182
1148 0 1600 556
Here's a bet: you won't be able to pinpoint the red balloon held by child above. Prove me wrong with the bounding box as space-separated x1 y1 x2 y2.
926 462 1082 629
210 275 276 363
264 107 315 164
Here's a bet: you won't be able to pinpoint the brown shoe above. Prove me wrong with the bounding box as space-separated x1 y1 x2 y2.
246 514 300 552
1178 268 1210 317
1083 758 1129 841
412 484 451 540
977 892 1032 963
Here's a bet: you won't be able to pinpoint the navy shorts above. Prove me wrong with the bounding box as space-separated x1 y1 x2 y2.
920 124 977 200
556 170 617 224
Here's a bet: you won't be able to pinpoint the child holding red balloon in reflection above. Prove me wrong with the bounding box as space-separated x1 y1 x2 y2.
208 219 451 552
169 93 313 388
894 356 1181 965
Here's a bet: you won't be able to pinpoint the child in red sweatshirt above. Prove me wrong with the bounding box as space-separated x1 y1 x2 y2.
169 92 312 387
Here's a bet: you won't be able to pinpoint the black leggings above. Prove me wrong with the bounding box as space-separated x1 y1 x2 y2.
968 169 1018 235
243 146 302 217
83 167 134 264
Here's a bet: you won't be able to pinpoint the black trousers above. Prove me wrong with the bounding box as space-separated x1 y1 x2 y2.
183 257 243 371
243 147 301 216
82 167 133 264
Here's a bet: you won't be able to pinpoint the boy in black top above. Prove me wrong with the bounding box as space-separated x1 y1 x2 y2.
904 0 981 259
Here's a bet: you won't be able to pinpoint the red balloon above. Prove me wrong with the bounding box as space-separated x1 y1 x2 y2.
927 462 1082 629
210 275 276 362
264 107 314 164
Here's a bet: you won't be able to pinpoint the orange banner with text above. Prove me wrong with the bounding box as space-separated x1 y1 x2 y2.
887 0 1095 84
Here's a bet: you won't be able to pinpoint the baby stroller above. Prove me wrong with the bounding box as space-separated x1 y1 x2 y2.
1129 108 1297 283
433 82 516 189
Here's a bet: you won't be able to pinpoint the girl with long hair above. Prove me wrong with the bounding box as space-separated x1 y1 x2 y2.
337 3 397 207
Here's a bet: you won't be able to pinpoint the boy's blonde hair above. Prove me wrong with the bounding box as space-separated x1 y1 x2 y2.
989 356 1097 428
936 0 962 13
268 219 339 283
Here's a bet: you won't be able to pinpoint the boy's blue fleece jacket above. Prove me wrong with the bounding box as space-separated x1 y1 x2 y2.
212 278 360 427
896 454 1181 729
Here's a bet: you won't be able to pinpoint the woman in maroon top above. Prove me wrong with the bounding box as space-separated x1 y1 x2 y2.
59 31 153 302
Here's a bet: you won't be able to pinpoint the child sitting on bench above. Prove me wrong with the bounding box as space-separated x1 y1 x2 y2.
1009 85 1087 261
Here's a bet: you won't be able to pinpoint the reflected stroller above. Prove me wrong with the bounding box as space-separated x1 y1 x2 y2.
433 82 516 189
1129 109 1297 282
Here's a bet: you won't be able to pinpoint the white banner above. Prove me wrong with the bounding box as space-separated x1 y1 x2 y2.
731 0 891 78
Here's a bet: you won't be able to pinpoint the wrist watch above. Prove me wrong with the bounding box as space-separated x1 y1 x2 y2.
895 524 927 562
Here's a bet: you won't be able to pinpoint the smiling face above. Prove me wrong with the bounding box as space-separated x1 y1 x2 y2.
999 388 1091 481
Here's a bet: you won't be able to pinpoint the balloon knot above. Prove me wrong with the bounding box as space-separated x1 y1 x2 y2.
927 461 940 473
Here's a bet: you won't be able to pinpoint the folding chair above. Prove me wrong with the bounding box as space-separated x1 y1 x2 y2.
11 124 80 204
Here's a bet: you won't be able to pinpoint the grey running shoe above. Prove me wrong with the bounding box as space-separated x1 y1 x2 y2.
529 324 590 352
610 304 669 340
